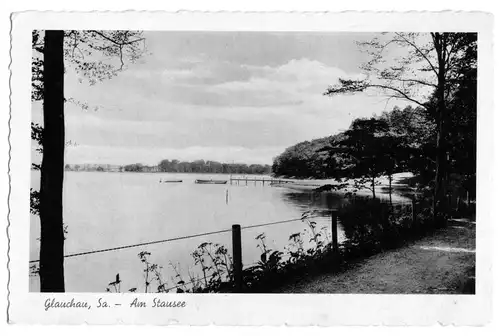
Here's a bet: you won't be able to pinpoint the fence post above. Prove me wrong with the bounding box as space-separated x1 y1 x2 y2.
232 224 243 292
331 210 339 255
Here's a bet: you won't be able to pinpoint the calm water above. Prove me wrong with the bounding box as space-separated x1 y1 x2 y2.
30 171 406 292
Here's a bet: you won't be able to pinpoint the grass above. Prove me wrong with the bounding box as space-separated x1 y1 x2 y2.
276 218 475 294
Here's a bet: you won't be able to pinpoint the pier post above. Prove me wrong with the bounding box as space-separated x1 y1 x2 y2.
232 224 243 292
331 210 339 256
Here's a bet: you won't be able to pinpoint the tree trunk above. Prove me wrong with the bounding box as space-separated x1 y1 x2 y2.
433 116 447 226
388 174 393 205
39 30 65 292
433 34 448 228
371 176 376 199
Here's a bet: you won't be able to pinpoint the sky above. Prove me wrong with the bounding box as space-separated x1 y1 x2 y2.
32 31 415 166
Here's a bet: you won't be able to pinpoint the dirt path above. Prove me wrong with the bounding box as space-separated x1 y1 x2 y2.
278 219 475 294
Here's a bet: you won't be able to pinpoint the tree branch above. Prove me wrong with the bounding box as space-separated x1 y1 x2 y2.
366 84 427 108
385 77 438 88
89 30 145 46
395 33 439 78
324 79 427 108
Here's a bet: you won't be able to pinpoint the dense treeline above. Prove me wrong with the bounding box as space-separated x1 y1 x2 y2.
273 98 475 202
272 134 343 179
272 105 432 183
158 159 271 174
64 160 272 174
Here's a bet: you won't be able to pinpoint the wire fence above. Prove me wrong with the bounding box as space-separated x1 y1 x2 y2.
29 201 416 264
29 214 324 264
31 199 426 293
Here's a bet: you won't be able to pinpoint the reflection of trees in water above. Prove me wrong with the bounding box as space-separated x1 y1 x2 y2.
280 191 348 214
281 189 413 215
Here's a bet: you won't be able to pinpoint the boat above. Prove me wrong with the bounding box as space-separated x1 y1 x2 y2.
195 179 228 184
161 179 183 183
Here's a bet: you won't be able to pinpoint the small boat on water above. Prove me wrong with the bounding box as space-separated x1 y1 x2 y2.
195 179 228 184
161 179 183 183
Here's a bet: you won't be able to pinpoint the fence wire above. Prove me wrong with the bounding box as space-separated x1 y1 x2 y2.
29 214 324 263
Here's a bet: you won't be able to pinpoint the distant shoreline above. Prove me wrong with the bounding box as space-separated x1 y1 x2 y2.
60 170 272 175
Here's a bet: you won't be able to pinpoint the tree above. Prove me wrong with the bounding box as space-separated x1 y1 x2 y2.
124 163 144 172
38 31 65 292
327 118 394 199
324 33 477 225
272 135 343 178
32 30 145 292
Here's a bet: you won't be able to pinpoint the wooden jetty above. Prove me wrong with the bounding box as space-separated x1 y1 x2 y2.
229 177 292 186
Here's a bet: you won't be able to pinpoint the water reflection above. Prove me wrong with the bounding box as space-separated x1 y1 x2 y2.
279 185 413 214
279 190 348 214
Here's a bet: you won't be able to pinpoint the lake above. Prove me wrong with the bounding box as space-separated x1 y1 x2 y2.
30 171 410 292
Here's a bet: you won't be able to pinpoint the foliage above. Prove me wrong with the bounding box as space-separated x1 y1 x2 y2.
323 32 478 223
323 118 396 198
191 242 234 292
324 33 474 108
32 30 146 292
123 163 145 172
242 233 284 287
62 160 272 174
30 188 40 215
338 197 434 260
272 134 344 178
272 105 428 186
159 159 271 175
272 35 476 216
31 28 147 175
30 29 146 151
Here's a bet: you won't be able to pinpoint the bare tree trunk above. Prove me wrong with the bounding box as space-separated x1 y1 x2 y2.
39 30 65 292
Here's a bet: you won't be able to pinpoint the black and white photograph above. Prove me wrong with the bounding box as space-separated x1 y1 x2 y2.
7 11 493 325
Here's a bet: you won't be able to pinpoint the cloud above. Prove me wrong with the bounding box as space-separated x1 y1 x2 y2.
208 58 364 106
65 145 283 166
62 105 310 152
42 37 411 166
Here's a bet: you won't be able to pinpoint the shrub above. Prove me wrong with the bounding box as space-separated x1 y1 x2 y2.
338 197 433 259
